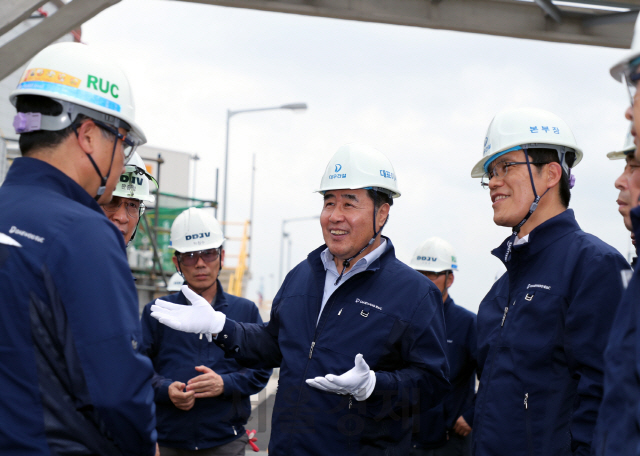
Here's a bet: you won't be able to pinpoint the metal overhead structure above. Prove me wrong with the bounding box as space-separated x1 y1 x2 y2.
0 0 639 81
185 0 639 47
0 0 121 81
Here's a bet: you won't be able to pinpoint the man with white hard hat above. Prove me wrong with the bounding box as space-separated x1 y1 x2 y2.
592 19 640 453
140 208 271 455
0 43 156 454
150 144 449 455
408 238 476 456
167 272 185 292
470 107 627 456
101 151 158 246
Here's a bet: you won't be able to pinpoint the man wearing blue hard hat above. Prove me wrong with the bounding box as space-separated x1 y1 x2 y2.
470 107 627 456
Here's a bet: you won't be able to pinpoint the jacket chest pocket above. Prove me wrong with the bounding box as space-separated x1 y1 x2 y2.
498 290 564 352
319 302 395 363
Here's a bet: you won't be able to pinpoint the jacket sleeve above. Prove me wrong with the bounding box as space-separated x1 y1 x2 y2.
366 288 451 419
49 220 156 456
140 303 175 404
215 310 282 369
564 251 627 456
219 305 273 397
461 313 477 428
215 285 286 369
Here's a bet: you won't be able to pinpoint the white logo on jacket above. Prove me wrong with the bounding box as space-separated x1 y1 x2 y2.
8 226 44 243
355 298 382 311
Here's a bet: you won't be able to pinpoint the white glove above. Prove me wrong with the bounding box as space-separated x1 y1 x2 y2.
150 285 226 342
305 353 376 401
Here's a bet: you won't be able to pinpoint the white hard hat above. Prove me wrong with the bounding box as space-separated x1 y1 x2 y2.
10 42 146 145
112 152 157 203
409 237 458 273
607 123 636 160
167 272 184 292
170 208 224 252
316 143 401 198
471 107 583 178
610 16 640 82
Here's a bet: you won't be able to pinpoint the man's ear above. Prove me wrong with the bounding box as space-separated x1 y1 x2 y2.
546 162 563 189
376 203 390 231
75 119 100 155
447 272 455 289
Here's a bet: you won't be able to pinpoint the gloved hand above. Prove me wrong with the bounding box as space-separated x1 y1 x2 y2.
150 285 226 342
305 354 376 401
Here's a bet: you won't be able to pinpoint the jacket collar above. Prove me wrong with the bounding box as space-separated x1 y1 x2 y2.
492 209 580 266
4 156 104 216
631 206 640 258
443 295 453 312
307 235 395 282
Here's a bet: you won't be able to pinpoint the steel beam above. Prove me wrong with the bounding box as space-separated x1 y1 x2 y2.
583 10 638 27
534 0 563 24
0 0 48 36
182 0 635 48
0 0 121 81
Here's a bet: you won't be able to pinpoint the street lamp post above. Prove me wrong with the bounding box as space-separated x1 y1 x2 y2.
279 215 320 285
222 103 307 237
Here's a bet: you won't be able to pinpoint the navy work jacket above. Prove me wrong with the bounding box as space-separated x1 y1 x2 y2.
213 238 450 456
593 205 640 455
473 210 628 456
140 281 271 450
0 157 156 455
412 295 476 449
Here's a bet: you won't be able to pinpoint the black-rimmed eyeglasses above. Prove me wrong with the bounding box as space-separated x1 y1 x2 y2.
93 119 137 163
480 161 548 189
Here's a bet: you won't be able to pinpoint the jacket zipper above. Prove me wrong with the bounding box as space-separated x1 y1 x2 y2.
475 299 516 446
525 393 534 456
501 306 509 327
288 270 375 451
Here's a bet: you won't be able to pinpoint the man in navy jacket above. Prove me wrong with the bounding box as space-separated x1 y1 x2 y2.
592 24 640 454
141 208 271 455
470 108 627 456
409 237 476 456
151 144 450 456
0 43 156 454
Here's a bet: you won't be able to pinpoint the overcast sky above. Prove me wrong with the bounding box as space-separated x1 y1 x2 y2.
83 0 633 312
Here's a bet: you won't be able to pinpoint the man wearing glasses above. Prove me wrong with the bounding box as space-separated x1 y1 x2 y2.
470 107 627 456
0 43 156 454
101 152 157 246
140 207 271 456
592 17 640 454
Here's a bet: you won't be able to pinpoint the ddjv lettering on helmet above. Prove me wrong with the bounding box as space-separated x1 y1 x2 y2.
120 175 144 185
185 232 211 241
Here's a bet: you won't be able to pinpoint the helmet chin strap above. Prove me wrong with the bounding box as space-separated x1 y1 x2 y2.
333 204 388 286
72 122 120 201
504 147 550 263
89 136 119 201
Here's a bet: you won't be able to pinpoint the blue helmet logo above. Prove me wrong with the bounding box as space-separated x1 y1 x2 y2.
335 164 342 172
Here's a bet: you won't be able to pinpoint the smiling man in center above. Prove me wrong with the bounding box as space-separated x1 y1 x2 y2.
470 107 628 456
150 143 450 455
